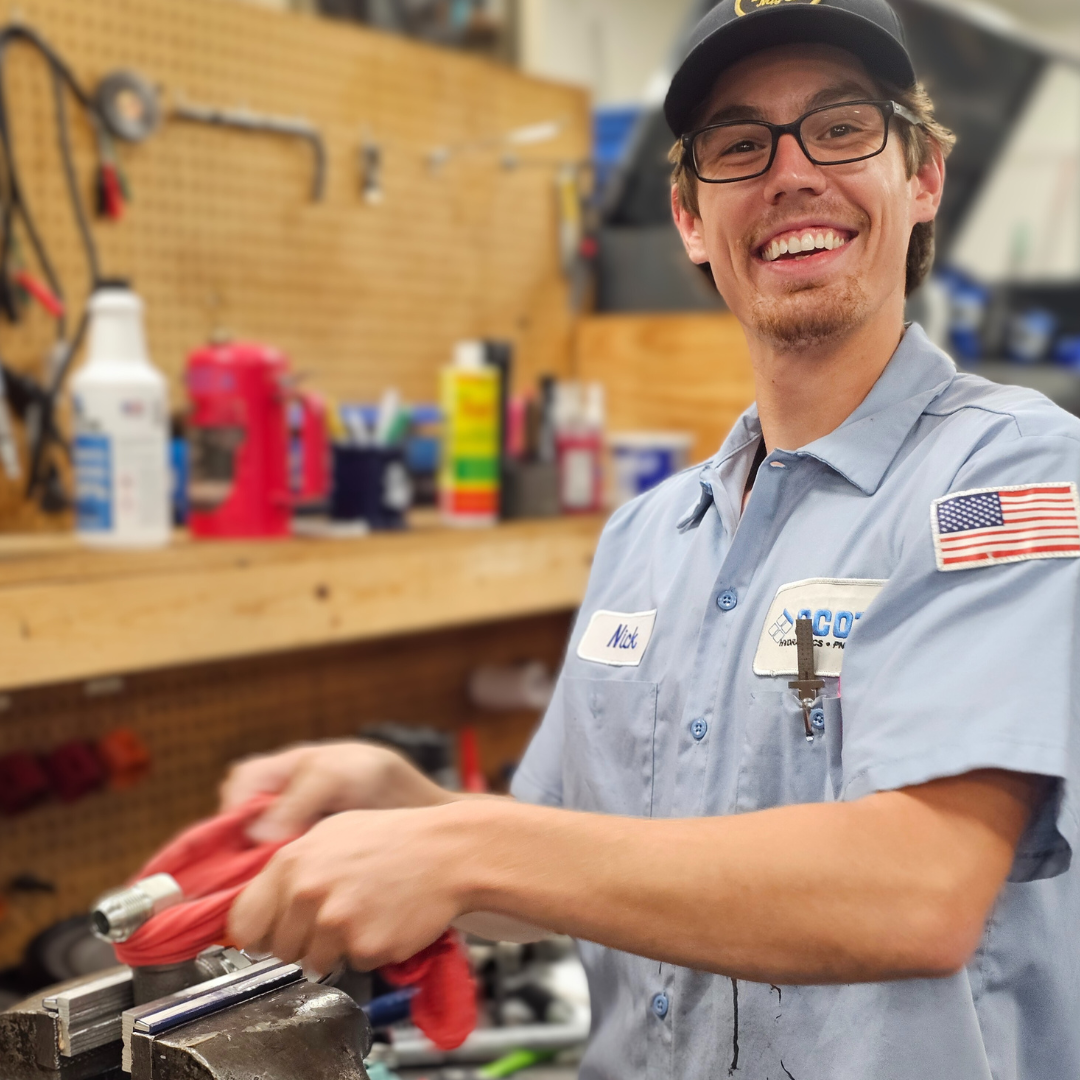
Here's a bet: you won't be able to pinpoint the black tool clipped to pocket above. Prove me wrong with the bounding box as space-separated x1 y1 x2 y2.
788 618 824 742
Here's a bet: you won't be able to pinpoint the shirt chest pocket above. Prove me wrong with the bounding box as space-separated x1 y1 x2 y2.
735 691 844 812
562 676 659 817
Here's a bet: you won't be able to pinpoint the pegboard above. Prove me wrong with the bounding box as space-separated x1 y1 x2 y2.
0 0 590 528
0 609 574 969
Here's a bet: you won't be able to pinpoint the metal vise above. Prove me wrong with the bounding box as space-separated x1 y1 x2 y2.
0 951 372 1080
0 878 372 1080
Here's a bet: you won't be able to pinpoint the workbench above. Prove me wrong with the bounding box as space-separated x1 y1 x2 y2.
0 514 604 693
0 515 603 967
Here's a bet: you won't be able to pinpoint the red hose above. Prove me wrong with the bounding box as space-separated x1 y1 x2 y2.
113 795 477 1049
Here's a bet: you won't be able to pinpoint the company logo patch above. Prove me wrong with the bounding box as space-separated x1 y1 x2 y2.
931 483 1080 571
753 578 885 677
735 0 822 17
576 609 658 668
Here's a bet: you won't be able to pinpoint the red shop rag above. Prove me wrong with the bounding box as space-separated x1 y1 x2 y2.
112 794 477 1050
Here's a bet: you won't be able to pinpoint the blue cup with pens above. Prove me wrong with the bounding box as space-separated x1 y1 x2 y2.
332 391 412 529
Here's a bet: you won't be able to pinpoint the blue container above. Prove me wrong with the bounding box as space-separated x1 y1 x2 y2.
1052 335 1080 371
1006 308 1057 364
609 432 694 506
593 106 643 196
331 445 411 529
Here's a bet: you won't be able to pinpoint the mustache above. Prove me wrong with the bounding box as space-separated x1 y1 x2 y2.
745 204 871 253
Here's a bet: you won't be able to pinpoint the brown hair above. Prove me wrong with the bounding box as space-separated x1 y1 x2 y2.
669 81 956 296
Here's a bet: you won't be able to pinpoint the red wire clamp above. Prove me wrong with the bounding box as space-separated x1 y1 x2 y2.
11 270 64 319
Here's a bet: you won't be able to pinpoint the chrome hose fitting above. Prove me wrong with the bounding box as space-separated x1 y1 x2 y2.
91 872 184 943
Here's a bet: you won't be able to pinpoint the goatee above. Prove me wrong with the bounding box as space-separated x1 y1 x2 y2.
748 274 870 352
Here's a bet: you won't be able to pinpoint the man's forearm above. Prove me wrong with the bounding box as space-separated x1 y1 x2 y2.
446 771 1034 984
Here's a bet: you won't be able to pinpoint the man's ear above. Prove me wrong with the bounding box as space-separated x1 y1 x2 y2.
911 142 945 226
671 186 710 265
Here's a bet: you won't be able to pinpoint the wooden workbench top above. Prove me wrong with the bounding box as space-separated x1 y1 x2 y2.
0 514 605 692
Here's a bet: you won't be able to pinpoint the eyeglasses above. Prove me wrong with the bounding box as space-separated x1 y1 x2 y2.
681 99 923 185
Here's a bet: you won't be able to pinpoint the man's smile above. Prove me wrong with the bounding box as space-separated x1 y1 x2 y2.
753 222 859 264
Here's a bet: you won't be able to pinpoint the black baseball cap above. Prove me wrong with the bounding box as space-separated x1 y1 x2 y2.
664 0 916 137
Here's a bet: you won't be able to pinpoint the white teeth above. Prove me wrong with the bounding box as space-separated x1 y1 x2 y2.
762 229 851 261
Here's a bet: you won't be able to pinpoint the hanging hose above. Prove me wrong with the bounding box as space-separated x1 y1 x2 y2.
104 795 478 1050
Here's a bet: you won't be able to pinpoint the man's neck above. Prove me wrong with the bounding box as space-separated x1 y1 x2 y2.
748 299 906 453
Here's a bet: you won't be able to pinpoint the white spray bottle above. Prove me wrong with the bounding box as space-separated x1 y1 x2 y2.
71 281 170 547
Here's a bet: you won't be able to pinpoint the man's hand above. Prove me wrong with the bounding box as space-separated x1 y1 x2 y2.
219 741 458 843
228 805 469 973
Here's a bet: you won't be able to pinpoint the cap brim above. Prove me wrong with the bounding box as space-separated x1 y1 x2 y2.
664 6 916 137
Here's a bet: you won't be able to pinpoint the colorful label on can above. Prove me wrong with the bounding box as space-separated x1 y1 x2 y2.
440 368 500 518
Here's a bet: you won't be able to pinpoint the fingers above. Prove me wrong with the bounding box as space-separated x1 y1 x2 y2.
302 900 352 978
219 745 314 813
266 891 320 965
229 846 348 974
228 856 284 954
247 761 339 843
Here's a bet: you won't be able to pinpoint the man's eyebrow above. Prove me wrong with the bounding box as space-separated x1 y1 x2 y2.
699 103 766 125
698 81 878 127
803 80 877 110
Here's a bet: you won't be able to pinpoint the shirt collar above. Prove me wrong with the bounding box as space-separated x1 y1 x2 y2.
796 324 956 495
677 323 956 530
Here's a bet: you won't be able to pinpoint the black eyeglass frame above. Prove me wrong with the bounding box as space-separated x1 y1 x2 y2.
680 99 924 185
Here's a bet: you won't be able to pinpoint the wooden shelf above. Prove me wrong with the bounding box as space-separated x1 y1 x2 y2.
0 515 604 692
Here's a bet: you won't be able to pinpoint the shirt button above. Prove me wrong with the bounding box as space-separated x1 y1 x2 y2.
651 992 669 1019
810 707 825 732
716 589 738 611
691 718 708 741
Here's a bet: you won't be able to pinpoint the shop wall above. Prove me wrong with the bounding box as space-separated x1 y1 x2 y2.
0 0 589 526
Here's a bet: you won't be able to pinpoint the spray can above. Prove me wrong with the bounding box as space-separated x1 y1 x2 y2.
555 381 604 513
71 282 170 547
439 341 501 525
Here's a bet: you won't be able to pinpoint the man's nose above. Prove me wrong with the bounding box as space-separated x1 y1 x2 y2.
763 132 827 201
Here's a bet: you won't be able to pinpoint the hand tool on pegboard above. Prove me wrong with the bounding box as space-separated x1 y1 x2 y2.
171 96 327 201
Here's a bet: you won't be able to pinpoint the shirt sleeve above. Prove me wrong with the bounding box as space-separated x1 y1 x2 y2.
839 431 1080 883
510 669 568 807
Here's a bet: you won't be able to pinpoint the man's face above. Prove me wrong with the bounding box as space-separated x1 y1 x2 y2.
673 45 942 352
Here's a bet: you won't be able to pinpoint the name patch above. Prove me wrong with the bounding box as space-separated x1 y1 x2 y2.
576 609 658 667
753 578 885 677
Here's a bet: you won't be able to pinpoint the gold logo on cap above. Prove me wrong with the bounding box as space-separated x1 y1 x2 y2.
735 0 823 16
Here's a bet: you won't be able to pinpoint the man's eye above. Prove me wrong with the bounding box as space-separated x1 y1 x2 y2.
722 139 765 156
825 124 860 138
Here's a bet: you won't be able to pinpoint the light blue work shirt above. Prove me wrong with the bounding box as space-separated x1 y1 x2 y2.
511 325 1080 1080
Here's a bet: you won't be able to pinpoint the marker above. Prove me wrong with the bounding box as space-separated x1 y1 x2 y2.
374 388 401 446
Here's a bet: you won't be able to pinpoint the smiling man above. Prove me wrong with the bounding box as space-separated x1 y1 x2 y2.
224 2 1080 1077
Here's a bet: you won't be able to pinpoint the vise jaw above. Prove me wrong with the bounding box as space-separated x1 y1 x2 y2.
0 953 372 1080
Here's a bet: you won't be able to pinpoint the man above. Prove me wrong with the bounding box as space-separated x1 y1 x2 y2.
225 1 1080 1076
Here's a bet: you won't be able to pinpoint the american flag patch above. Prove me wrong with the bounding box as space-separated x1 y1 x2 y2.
931 482 1080 571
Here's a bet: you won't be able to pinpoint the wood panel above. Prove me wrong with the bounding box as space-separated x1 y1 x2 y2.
0 0 589 528
0 610 574 969
0 514 603 692
574 312 757 464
